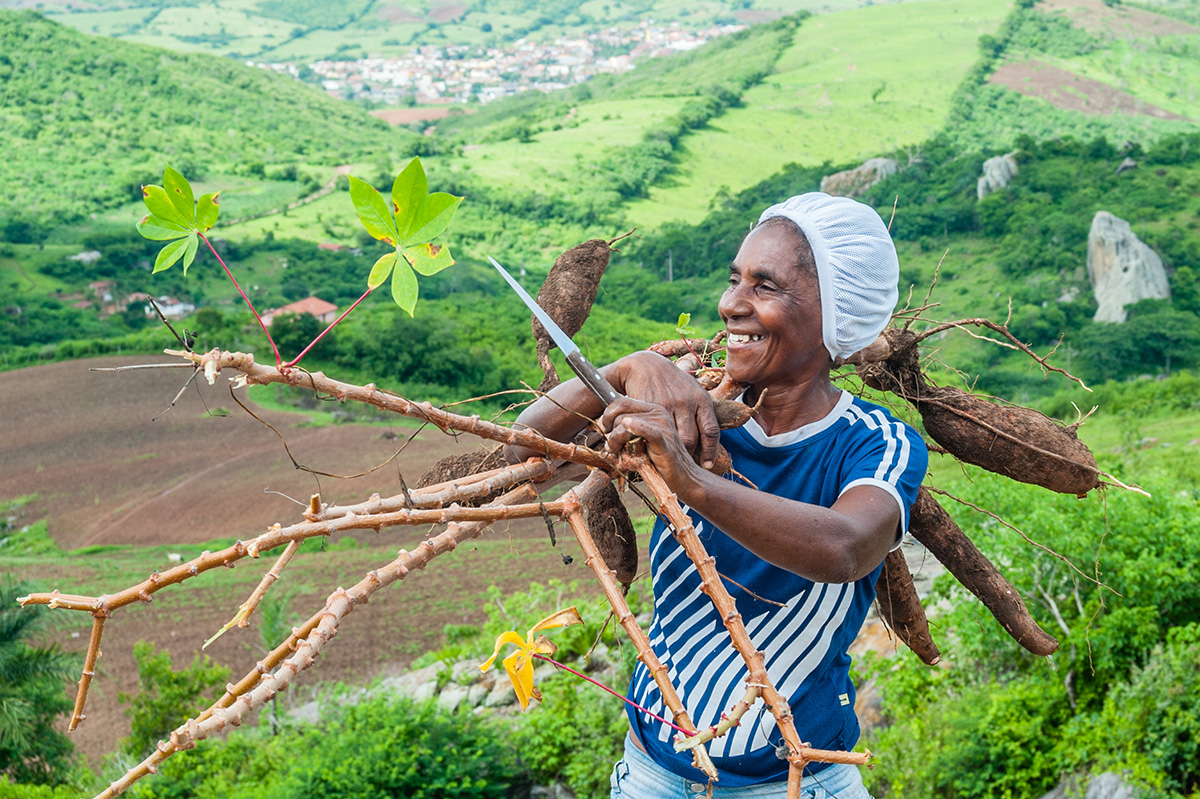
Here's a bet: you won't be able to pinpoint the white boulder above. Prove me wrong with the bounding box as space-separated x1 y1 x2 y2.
977 152 1018 199
1087 211 1170 323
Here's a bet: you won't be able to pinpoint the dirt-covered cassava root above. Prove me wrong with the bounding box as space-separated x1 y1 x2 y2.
582 482 638 591
908 487 1059 656
874 548 940 665
532 237 615 389
857 328 1099 496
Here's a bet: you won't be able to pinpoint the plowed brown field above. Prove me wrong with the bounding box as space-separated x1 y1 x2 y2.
1 356 635 765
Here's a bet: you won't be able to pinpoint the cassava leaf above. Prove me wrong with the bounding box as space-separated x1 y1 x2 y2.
196 193 220 231
349 175 399 245
152 237 191 274
391 254 419 316
405 192 462 245
402 242 455 277
137 214 190 242
142 185 191 228
163 165 196 225
391 158 428 238
181 233 199 275
368 251 398 289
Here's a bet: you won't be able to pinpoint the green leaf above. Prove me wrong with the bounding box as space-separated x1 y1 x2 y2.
181 233 199 275
137 214 190 242
404 193 463 245
196 192 220 231
349 176 399 245
143 185 191 228
391 255 419 316
391 158 428 238
152 237 190 274
163 165 196 225
368 251 397 289
402 242 455 277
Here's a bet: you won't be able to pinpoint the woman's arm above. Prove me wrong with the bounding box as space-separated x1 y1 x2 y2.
599 396 901 583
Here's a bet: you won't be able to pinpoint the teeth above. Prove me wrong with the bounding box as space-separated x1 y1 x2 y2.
729 334 764 344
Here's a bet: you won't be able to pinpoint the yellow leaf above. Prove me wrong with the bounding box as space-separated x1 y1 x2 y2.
479 630 526 673
504 650 536 710
527 606 583 640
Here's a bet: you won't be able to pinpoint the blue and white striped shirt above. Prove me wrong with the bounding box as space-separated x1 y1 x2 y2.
626 390 927 785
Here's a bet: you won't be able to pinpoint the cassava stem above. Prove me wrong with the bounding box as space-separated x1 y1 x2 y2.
634 461 820 795
563 498 717 780
166 348 615 472
68 614 106 732
204 540 301 649
96 482 575 798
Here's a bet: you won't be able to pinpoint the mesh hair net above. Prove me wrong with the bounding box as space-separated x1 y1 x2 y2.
759 193 899 362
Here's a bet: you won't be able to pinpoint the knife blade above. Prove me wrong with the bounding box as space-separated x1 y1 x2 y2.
488 255 620 405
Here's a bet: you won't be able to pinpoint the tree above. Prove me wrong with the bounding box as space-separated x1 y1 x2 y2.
0 578 77 785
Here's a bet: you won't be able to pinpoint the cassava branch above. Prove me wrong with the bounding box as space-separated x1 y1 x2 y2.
96 478 615 799
21 461 580 732
633 461 867 792
563 493 717 780
166 348 614 472
310 459 553 520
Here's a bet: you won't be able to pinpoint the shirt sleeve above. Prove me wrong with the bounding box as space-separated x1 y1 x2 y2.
836 403 928 547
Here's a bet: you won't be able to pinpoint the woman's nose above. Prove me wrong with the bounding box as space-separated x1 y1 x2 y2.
719 284 750 320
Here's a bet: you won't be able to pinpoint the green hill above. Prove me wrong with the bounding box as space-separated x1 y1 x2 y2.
40 0 892 61
0 10 410 225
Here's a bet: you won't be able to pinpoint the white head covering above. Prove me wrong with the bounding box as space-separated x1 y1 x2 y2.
758 192 899 362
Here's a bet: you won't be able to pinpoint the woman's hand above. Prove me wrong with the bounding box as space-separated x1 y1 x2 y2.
610 351 721 470
598 396 705 491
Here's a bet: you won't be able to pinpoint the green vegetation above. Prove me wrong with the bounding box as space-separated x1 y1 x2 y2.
0 579 78 785
0 11 401 224
626 0 1011 226
863 470 1200 799
119 642 232 758
3 1 1200 796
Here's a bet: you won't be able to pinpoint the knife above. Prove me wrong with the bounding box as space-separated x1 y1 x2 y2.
489 255 620 406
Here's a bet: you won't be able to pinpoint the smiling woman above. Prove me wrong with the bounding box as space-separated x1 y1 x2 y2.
507 192 926 798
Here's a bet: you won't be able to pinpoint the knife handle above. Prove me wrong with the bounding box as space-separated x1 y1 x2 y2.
566 350 621 406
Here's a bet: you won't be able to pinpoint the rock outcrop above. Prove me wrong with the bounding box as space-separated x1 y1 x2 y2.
1115 156 1137 176
820 157 898 198
1036 772 1138 799
977 152 1018 199
1087 211 1170 323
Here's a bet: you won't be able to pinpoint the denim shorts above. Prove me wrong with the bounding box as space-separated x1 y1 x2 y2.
609 735 873 799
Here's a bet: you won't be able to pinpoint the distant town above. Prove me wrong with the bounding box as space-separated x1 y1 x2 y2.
249 20 745 106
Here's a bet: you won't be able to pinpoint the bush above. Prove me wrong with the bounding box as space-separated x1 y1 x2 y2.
118 642 232 758
130 694 525 799
0 580 77 785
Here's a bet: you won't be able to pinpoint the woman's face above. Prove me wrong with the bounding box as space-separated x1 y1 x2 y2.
718 224 827 388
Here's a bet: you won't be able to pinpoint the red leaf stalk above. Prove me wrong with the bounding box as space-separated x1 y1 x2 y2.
198 233 282 367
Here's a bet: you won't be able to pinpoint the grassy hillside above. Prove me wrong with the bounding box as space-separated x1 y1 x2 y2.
944 0 1198 150
40 0 901 60
0 10 407 224
626 0 1010 227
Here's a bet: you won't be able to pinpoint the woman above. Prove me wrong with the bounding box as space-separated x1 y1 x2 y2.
507 193 927 798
